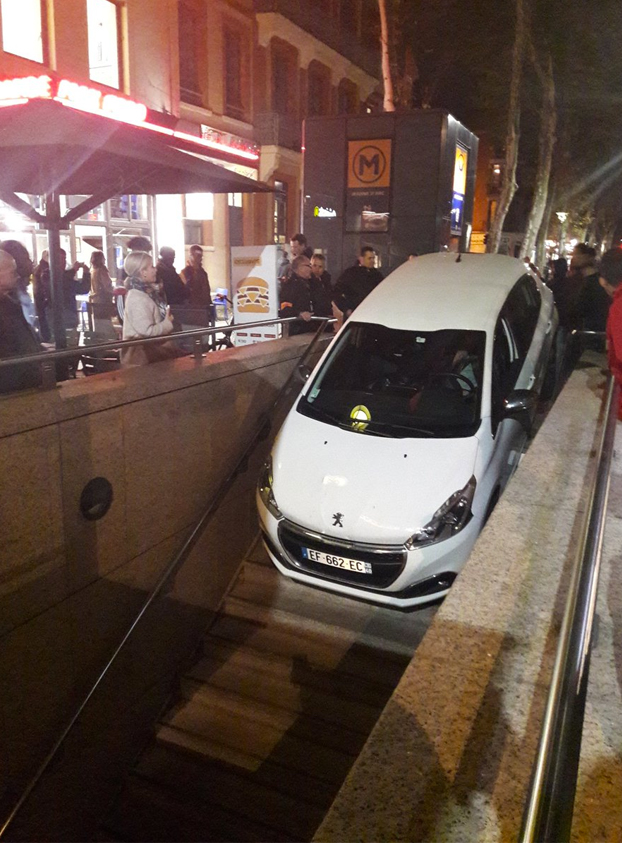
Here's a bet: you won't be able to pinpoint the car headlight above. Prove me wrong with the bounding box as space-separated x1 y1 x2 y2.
405 476 476 549
258 457 282 519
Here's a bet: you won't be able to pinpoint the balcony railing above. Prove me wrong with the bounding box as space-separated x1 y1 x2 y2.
255 111 302 151
254 0 380 80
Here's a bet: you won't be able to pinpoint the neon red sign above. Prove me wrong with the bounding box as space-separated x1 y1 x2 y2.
0 74 259 164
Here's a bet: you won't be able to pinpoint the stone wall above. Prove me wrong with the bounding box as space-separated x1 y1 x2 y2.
315 359 611 843
0 336 313 830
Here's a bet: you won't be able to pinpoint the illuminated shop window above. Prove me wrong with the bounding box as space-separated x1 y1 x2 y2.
87 0 120 89
185 193 214 221
110 194 147 221
1 0 43 63
228 193 242 208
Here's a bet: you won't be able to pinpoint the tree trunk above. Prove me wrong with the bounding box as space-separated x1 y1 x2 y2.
535 180 555 270
520 53 557 262
487 0 526 253
378 0 396 111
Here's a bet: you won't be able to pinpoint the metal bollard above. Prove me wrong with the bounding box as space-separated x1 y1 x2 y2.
193 337 203 361
40 359 57 390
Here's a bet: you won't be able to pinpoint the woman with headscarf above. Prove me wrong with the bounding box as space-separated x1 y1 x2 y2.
121 251 179 366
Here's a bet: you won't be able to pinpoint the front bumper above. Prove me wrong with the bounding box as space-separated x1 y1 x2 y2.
257 493 481 609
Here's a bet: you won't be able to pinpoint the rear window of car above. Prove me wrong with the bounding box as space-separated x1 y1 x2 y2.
298 322 486 438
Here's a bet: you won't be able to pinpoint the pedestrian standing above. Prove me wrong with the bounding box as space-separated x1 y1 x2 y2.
333 246 383 319
0 249 42 393
0 240 36 331
181 245 212 309
89 250 115 323
156 247 189 305
598 248 622 419
33 250 51 341
121 251 180 366
309 253 335 331
279 254 314 334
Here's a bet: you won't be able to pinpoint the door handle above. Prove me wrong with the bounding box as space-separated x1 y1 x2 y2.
528 374 536 387
546 320 553 335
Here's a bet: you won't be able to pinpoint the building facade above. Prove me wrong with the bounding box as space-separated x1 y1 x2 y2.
0 0 379 288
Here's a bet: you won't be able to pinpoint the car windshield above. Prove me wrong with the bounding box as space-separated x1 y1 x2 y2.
298 322 486 438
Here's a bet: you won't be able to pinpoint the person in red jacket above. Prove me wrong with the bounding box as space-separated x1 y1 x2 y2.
599 248 622 419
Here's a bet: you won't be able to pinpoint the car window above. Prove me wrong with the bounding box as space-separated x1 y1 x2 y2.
503 274 541 360
491 316 520 433
297 322 486 438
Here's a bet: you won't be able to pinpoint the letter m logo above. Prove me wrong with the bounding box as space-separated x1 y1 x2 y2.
349 140 391 188
358 153 380 178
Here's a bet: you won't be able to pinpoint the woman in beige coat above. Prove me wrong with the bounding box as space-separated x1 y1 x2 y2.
121 251 177 366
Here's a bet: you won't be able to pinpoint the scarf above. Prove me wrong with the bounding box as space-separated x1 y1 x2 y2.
127 275 167 319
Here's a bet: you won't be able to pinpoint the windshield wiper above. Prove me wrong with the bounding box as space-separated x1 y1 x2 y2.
364 420 436 438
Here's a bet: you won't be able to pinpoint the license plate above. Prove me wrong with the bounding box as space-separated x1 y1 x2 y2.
301 546 372 575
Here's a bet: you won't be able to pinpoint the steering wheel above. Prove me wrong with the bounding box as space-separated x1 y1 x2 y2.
428 372 476 393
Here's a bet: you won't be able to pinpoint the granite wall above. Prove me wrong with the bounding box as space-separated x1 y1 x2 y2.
0 336 313 830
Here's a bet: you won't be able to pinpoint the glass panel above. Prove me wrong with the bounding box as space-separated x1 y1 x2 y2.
87 0 119 89
224 29 243 114
299 324 486 438
1 0 43 62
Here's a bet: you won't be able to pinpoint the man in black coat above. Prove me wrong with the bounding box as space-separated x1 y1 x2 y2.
279 254 315 335
334 246 383 319
0 249 42 394
310 253 334 332
156 247 189 305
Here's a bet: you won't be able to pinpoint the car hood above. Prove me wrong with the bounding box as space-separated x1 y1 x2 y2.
272 411 479 544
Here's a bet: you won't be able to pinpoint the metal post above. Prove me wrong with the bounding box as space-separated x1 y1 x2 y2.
45 193 66 351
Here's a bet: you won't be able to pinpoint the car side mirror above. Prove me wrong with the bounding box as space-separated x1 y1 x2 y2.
503 389 538 428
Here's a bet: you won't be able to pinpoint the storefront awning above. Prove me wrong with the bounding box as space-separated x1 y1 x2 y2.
0 76 270 349
0 98 266 197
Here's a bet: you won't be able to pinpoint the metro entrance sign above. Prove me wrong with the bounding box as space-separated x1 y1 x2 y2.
0 74 259 164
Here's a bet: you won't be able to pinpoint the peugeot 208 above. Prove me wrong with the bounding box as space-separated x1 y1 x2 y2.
258 253 557 608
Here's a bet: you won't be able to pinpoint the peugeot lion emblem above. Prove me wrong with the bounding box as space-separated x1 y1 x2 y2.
332 512 344 528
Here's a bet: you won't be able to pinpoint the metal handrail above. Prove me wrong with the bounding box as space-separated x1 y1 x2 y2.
0 317 334 839
0 315 312 371
520 374 619 843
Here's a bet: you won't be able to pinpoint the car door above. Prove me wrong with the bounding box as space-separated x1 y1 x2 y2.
488 315 529 490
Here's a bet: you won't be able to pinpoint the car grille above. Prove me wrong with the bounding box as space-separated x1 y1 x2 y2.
277 521 406 589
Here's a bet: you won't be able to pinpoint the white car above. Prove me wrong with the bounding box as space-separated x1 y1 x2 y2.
258 253 557 608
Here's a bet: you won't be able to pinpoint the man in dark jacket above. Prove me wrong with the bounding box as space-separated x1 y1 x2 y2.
334 246 383 319
310 253 334 331
0 249 42 394
279 254 314 335
156 247 189 305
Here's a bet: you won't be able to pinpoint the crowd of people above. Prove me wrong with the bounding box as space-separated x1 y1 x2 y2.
278 233 384 334
0 236 216 392
2 228 622 409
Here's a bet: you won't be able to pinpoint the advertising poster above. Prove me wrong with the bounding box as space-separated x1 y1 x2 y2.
346 139 392 233
451 145 468 235
231 245 281 346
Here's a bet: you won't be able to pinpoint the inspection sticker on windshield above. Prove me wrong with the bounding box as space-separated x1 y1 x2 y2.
302 547 372 574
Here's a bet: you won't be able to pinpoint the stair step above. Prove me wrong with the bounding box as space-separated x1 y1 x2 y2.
179 678 370 753
158 697 355 785
196 636 396 708
184 655 382 734
135 742 327 840
207 613 408 687
104 775 291 842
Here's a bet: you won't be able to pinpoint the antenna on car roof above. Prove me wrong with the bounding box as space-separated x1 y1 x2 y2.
456 252 462 263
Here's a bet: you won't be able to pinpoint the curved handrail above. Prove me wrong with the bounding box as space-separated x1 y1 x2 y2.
520 374 619 843
0 317 334 839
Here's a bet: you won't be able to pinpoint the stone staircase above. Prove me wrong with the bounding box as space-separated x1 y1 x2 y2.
101 537 437 842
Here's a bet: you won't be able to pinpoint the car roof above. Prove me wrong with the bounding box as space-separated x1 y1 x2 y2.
352 253 528 332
